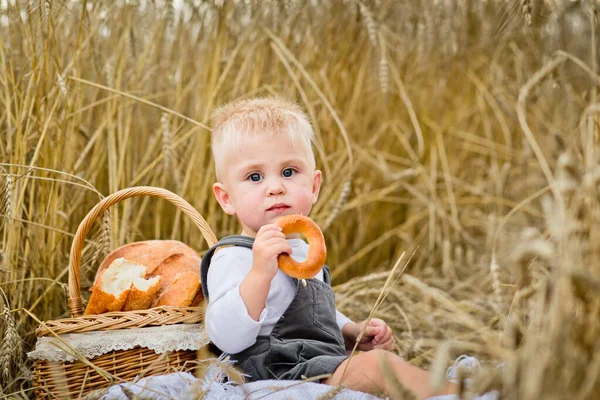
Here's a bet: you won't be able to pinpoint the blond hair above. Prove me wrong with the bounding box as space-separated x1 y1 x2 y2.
210 97 316 181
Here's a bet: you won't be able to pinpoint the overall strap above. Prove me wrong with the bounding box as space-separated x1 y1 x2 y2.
200 235 255 300
322 265 332 285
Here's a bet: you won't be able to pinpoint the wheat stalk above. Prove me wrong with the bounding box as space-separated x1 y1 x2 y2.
104 62 115 89
56 73 68 99
0 305 21 382
161 113 173 173
517 52 569 200
357 1 378 46
322 179 351 231
2 170 13 219
378 31 389 96
42 0 51 28
90 211 112 271
521 0 532 27
489 256 503 314
442 239 451 278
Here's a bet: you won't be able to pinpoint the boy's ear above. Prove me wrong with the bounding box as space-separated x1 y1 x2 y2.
312 170 322 204
213 182 236 215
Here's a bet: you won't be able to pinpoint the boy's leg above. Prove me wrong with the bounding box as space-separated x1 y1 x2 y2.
323 349 457 399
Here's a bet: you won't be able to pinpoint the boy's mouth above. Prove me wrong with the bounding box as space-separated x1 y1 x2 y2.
267 203 290 212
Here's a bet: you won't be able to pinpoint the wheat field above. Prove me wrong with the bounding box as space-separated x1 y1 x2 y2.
1 0 599 398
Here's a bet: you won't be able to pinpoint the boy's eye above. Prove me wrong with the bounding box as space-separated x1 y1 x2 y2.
248 173 262 182
282 168 295 178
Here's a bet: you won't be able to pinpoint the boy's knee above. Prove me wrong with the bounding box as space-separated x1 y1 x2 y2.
340 350 395 393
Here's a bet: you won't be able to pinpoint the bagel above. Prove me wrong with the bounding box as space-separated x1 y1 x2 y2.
274 215 327 279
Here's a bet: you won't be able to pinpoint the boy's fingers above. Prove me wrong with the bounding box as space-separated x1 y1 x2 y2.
374 324 389 341
258 229 285 239
265 236 291 248
384 335 395 349
369 318 384 327
279 246 293 256
257 224 283 236
262 234 287 244
270 243 292 256
256 234 286 247
374 337 393 350
376 327 392 343
365 325 379 338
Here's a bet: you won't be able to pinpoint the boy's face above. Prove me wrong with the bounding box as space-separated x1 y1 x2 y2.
213 133 322 237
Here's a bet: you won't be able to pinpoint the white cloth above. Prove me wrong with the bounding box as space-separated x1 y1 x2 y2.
97 361 500 400
98 372 382 400
205 238 352 354
98 370 381 400
27 324 208 362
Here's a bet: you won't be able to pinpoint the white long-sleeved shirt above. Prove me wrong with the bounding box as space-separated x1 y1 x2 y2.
205 238 352 354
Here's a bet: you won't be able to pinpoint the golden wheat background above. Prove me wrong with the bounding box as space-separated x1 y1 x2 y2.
1 0 599 398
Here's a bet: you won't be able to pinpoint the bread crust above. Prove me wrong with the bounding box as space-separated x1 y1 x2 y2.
84 269 131 315
149 253 201 294
123 276 161 311
275 215 327 279
153 271 201 307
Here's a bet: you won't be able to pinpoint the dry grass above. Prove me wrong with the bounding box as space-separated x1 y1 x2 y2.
1 0 599 398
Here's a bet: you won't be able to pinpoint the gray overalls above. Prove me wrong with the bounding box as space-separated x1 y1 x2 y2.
200 235 348 381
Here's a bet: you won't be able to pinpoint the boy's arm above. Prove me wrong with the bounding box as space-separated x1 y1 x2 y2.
205 285 264 354
336 309 352 328
239 269 272 320
341 322 358 350
205 248 267 354
206 225 292 354
336 310 356 350
240 224 292 320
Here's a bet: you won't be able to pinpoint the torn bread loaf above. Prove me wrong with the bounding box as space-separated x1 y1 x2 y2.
149 253 201 294
152 271 201 307
123 274 161 312
92 240 201 290
84 258 161 315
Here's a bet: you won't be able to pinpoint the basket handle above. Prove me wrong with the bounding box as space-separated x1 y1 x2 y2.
67 186 218 317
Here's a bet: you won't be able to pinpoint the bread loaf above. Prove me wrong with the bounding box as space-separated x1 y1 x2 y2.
88 240 205 313
84 258 161 315
123 275 161 312
152 271 201 307
149 253 201 294
92 240 201 290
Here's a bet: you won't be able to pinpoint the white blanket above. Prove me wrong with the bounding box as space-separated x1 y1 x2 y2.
97 371 381 399
96 369 499 400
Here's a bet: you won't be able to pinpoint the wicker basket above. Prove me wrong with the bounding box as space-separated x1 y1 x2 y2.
30 186 218 399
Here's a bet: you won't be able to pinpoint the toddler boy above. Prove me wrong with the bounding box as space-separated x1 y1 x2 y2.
201 97 454 399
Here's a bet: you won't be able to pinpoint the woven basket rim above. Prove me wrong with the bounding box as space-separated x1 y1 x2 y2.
36 305 204 337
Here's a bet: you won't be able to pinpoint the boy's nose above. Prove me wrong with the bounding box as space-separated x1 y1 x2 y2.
267 179 285 195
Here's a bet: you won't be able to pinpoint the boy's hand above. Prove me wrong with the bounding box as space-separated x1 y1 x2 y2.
251 224 292 280
342 318 394 351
